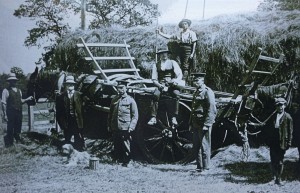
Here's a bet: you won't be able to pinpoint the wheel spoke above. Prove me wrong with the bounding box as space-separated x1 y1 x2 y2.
146 125 163 132
147 139 162 152
144 135 163 142
159 143 167 160
166 143 175 162
174 141 188 157
177 136 192 144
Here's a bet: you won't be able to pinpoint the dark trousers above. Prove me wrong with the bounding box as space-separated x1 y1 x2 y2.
270 145 286 178
192 125 212 170
113 130 131 164
179 44 193 72
151 90 179 119
5 109 22 146
65 115 85 151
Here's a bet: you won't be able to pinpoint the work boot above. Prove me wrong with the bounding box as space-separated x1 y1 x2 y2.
147 117 157 125
171 117 178 126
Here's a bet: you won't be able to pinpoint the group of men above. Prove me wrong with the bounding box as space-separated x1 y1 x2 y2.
1 18 297 185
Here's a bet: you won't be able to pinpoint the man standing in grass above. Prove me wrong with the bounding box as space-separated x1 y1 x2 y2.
2 73 33 147
265 97 293 185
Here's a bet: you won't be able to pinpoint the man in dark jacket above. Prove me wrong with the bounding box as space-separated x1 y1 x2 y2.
2 73 33 147
108 80 138 166
265 97 293 185
190 73 217 172
60 75 85 151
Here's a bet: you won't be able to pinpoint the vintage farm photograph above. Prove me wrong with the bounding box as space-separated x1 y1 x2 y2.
0 0 300 192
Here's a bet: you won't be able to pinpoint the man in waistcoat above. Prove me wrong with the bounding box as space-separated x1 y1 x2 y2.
2 73 33 147
61 75 85 151
147 49 184 126
190 73 217 172
108 80 139 166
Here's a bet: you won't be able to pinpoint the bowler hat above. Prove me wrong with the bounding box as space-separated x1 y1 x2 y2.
275 97 287 105
64 75 76 84
6 73 18 81
178 19 192 28
191 72 206 80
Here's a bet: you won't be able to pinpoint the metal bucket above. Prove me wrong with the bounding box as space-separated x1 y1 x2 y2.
89 157 99 170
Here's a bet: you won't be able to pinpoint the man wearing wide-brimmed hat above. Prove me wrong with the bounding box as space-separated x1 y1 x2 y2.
156 18 198 81
2 73 33 147
264 97 293 185
189 73 217 172
147 48 184 126
60 75 85 151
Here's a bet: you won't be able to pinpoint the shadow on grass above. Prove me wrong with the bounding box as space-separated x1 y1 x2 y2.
224 161 300 184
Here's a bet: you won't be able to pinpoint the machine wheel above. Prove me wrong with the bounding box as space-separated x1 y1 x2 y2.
136 101 195 164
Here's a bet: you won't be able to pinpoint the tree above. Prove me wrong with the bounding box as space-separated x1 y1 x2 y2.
87 0 159 29
258 0 300 11
14 0 159 71
14 0 76 71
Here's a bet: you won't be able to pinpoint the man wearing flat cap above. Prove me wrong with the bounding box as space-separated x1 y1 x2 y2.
108 80 138 166
148 49 184 126
156 18 197 81
60 75 85 151
2 73 33 147
189 73 217 172
264 97 293 185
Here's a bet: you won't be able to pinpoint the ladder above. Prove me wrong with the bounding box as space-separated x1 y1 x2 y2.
76 37 141 81
219 48 285 120
232 48 285 99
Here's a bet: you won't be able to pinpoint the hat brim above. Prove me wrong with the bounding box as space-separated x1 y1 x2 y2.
7 77 18 81
156 50 171 55
64 81 76 84
178 19 191 28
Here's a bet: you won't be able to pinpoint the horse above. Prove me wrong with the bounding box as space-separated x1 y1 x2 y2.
219 73 300 161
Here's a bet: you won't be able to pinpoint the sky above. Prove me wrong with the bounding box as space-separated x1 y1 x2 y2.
0 0 261 74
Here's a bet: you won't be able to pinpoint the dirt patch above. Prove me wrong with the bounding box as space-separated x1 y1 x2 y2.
0 131 300 193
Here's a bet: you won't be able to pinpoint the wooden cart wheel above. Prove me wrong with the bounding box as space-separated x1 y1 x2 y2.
136 100 195 164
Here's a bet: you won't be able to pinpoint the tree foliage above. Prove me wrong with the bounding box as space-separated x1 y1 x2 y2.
13 0 74 48
87 0 159 29
14 0 159 71
258 0 300 11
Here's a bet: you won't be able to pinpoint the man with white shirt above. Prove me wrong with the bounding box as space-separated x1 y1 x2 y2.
156 18 198 81
61 75 85 151
265 97 293 185
148 49 184 126
2 73 33 147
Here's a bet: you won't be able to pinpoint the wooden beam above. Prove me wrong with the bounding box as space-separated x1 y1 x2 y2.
259 55 280 63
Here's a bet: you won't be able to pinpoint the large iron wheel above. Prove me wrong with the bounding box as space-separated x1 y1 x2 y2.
137 101 195 164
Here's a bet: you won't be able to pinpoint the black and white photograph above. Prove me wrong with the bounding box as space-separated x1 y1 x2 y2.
0 0 300 192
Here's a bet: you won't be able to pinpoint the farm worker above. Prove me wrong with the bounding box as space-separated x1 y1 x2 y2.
107 80 138 166
1 73 33 147
147 49 184 126
61 75 85 151
156 18 197 81
264 97 293 185
189 73 217 172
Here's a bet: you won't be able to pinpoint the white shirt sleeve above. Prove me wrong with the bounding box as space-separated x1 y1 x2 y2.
1 89 9 105
151 63 158 80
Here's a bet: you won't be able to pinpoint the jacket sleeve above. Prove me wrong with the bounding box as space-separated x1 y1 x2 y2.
287 114 293 146
129 98 139 130
204 89 217 127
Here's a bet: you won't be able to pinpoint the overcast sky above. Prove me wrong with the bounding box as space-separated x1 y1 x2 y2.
0 0 262 74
